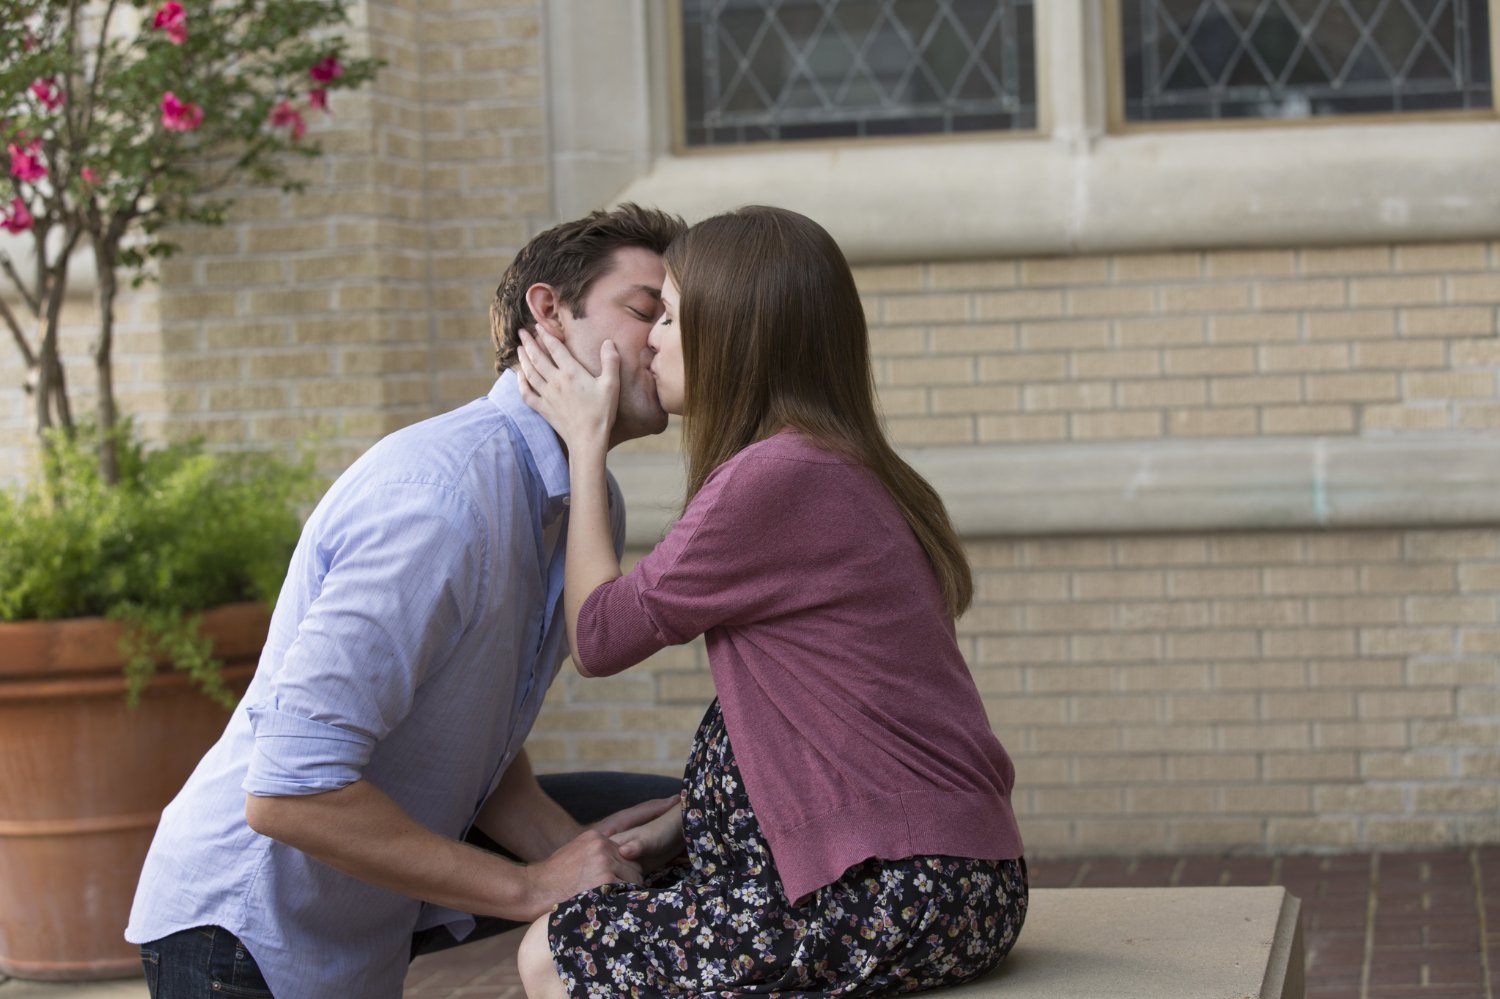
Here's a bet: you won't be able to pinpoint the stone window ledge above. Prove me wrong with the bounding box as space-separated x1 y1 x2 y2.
611 435 1500 545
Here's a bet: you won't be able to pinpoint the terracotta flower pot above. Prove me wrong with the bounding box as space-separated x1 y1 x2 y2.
0 602 268 981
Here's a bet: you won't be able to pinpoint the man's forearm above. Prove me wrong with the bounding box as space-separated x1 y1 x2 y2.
474 749 582 862
245 779 539 920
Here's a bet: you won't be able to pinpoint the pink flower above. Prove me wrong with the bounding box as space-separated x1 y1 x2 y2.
81 167 99 185
30 78 64 111
2 198 33 234
161 91 204 132
8 140 46 183
270 100 306 141
153 2 188 45
308 87 329 113
308 55 344 83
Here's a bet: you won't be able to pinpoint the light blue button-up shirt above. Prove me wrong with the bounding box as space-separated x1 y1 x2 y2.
127 372 624 999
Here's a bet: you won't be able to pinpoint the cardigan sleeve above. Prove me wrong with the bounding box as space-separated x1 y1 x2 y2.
575 450 811 676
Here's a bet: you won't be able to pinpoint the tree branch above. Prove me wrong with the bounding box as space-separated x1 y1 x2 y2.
0 253 40 315
0 294 36 370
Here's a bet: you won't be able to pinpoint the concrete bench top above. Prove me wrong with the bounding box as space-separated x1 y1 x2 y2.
942 886 1305 999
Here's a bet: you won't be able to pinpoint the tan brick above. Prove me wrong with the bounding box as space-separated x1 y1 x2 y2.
1217 661 1309 689
1113 252 1202 282
869 327 926 356
1164 346 1256 376
978 413 1069 442
1309 660 1403 690
1313 785 1404 813
1115 600 1213 630
1263 628 1358 658
977 353 1069 381
1068 286 1155 318
1306 596 1403 626
1071 410 1163 440
1262 690 1356 721
1409 658 1500 686
160 292 240 322
1168 754 1260 782
1260 343 1352 373
1167 630 1259 660
930 385 1020 414
1412 719 1500 748
1256 279 1346 310
976 290 1064 321
1367 820 1456 847
1024 603 1114 633
1023 662 1115 691
1263 566 1357 595
1305 372 1399 403
1354 340 1447 369
1413 784 1500 813
1073 350 1162 379
925 261 1017 290
1115 537 1211 566
885 416 973 446
1031 725 1121 753
1075 755 1164 782
1167 692 1258 722
1361 404 1452 431
1221 785 1312 814
929 324 1018 353
246 223 330 254
1212 599 1304 627
1210 313 1301 343
246 288 335 316
1120 725 1214 751
977 635 1069 664
1071 633 1163 663
1211 376 1302 404
1174 819 1267 848
1161 283 1252 313
1265 752 1357 781
1262 405 1356 434
1206 249 1297 278
1119 379 1206 408
1452 338 1500 367
1117 316 1206 347
1360 628 1455 656
983 696 1069 726
1403 306 1495 337
1167 407 1259 437
1458 404 1500 428
247 352 334 379
1448 273 1500 303
1073 695 1163 725
1168 568 1260 597
1033 787 1124 816
885 356 974 386
1269 817 1359 847
1021 257 1110 286
958 604 1024 633
1301 246 1392 275
1017 320 1110 351
1360 752 1452 780
1219 722 1312 751
1073 570 1165 600
1305 532 1402 562
1365 564 1457 593
1351 275 1444 306
1130 786 1217 814
978 571 1070 601
874 387 928 417
1460 752 1500 779
1315 720 1411 749
1119 664 1212 691
1395 242 1488 272
1404 371 1496 399
1459 564 1500 591
1022 382 1112 411
1406 596 1498 625
1305 309 1396 341
882 293 971 324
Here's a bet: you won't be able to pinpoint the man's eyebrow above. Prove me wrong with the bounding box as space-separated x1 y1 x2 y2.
620 284 661 299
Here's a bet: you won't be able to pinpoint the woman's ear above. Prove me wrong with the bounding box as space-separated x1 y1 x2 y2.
524 283 568 340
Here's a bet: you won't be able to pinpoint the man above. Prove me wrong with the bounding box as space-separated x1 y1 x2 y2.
127 204 687 999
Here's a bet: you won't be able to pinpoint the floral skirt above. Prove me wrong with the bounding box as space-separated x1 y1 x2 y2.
547 700 1027 997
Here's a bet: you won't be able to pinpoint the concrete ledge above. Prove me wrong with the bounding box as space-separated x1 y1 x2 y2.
945 887 1305 999
611 436 1500 545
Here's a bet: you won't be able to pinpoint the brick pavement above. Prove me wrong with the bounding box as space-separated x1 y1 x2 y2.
402 847 1497 999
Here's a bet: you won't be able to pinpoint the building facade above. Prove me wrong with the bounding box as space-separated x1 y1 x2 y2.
2 0 1497 856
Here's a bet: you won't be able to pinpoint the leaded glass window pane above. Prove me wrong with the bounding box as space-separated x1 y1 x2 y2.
680 0 1037 147
1120 0 1493 121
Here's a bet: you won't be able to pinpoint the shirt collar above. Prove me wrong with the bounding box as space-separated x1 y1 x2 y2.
489 370 570 506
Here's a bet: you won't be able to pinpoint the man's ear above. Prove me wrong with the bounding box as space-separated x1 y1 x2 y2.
524 283 568 340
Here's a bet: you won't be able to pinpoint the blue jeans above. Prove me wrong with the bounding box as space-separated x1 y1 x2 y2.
138 770 681 997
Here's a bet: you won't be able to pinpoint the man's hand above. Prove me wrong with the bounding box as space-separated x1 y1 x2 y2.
609 800 685 874
590 794 680 839
521 828 644 919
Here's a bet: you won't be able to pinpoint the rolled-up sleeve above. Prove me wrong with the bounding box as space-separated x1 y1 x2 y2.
243 480 487 797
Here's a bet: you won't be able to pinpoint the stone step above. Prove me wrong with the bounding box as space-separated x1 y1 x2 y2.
944 886 1304 999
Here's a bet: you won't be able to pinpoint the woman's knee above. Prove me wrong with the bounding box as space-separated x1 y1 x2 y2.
517 916 565 999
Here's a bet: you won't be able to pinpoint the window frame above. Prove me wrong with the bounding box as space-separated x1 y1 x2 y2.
664 0 1046 156
1100 0 1500 133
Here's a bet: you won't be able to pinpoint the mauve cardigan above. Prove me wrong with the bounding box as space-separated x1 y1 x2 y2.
576 432 1023 902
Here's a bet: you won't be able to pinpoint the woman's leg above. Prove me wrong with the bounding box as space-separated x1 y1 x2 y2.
517 915 570 999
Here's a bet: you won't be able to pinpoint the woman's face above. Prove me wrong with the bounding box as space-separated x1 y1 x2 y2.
647 271 685 415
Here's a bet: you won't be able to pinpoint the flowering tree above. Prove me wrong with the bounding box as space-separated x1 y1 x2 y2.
0 0 377 481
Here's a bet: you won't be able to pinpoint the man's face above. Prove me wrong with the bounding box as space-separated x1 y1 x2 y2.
555 246 669 446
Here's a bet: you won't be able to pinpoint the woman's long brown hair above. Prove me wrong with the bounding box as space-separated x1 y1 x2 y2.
664 205 973 618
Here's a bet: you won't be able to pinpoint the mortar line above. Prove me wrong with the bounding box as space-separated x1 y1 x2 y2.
1360 852 1379 999
1474 847 1494 999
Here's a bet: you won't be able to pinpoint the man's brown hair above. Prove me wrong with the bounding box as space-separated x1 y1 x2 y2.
489 203 685 373
666 205 973 618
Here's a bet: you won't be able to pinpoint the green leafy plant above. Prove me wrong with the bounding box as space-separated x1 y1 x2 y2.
0 420 319 705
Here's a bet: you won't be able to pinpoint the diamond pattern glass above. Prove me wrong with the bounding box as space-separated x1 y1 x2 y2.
680 0 1037 146
1120 0 1494 121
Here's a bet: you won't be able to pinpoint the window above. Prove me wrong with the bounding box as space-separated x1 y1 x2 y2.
677 0 1037 147
1119 0 1494 122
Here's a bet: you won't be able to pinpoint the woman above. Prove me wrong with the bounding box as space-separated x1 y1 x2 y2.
515 206 1026 998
